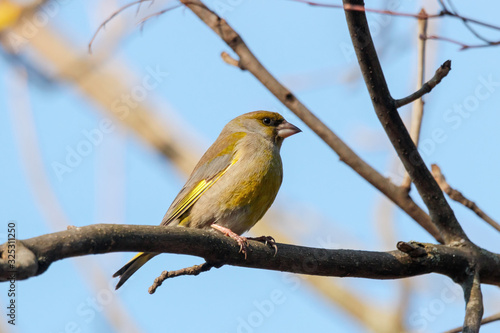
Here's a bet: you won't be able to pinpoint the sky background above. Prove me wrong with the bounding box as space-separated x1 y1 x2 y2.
1 0 500 332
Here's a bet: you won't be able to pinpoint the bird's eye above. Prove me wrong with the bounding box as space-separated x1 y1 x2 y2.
262 117 272 125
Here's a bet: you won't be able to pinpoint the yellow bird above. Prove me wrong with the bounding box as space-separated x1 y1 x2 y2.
113 111 301 289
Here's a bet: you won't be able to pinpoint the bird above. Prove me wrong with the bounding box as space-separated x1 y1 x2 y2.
113 111 301 289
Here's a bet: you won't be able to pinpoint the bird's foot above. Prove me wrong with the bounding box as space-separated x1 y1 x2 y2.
247 235 278 256
211 224 249 259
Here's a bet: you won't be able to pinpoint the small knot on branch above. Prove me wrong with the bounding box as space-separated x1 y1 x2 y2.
417 8 428 20
397 241 427 258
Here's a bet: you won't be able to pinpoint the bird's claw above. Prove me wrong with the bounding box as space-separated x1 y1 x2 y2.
211 224 250 259
247 235 278 256
235 237 249 259
211 225 278 258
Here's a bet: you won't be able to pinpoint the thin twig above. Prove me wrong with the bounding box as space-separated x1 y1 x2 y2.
221 51 241 68
431 164 500 233
290 0 441 19
444 0 493 44
401 9 429 190
444 312 500 333
461 271 484 333
290 0 500 31
179 0 443 243
149 262 215 294
426 35 500 50
292 0 500 50
88 0 153 53
395 60 451 108
138 3 183 30
135 0 153 16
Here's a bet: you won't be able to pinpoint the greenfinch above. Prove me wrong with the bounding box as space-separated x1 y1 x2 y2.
113 111 301 289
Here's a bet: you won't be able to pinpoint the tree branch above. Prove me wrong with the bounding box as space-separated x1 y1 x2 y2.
461 271 484 333
401 9 430 190
148 262 215 294
291 0 500 32
394 60 451 108
445 312 500 333
179 0 443 243
431 164 500 233
1 224 500 285
342 0 466 245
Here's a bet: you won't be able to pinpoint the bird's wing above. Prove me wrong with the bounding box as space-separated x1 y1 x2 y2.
160 132 246 226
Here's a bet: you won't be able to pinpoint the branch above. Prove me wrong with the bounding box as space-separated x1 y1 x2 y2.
1 224 500 285
445 312 500 333
461 271 484 333
149 262 215 294
394 60 451 108
293 0 500 51
221 51 241 68
290 0 442 19
440 0 493 44
89 0 153 53
431 164 500 233
291 0 500 32
342 0 466 245
401 9 429 190
426 35 500 51
179 0 443 243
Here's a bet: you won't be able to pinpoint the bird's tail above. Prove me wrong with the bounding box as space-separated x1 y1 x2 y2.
113 252 157 290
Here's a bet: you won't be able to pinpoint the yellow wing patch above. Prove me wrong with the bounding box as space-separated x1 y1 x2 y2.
165 159 237 225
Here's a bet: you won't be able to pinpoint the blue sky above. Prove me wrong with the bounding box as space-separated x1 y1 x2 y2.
1 0 500 332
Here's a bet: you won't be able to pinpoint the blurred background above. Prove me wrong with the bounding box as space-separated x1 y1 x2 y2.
1 0 499 332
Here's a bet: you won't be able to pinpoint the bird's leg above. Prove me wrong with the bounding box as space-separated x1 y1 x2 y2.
210 224 249 259
247 235 278 256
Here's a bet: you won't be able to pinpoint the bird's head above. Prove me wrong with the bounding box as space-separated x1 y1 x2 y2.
226 111 301 146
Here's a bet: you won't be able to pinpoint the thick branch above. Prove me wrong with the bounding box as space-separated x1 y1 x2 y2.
462 271 484 333
431 164 500 233
179 0 442 243
1 224 500 285
342 0 466 245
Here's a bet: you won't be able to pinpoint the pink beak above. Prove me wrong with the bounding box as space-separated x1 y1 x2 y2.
277 120 301 139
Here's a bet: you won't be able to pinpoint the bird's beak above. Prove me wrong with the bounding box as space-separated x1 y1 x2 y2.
277 120 301 139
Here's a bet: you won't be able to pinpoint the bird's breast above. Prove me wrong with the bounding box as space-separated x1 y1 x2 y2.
186 135 284 234
223 150 282 208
